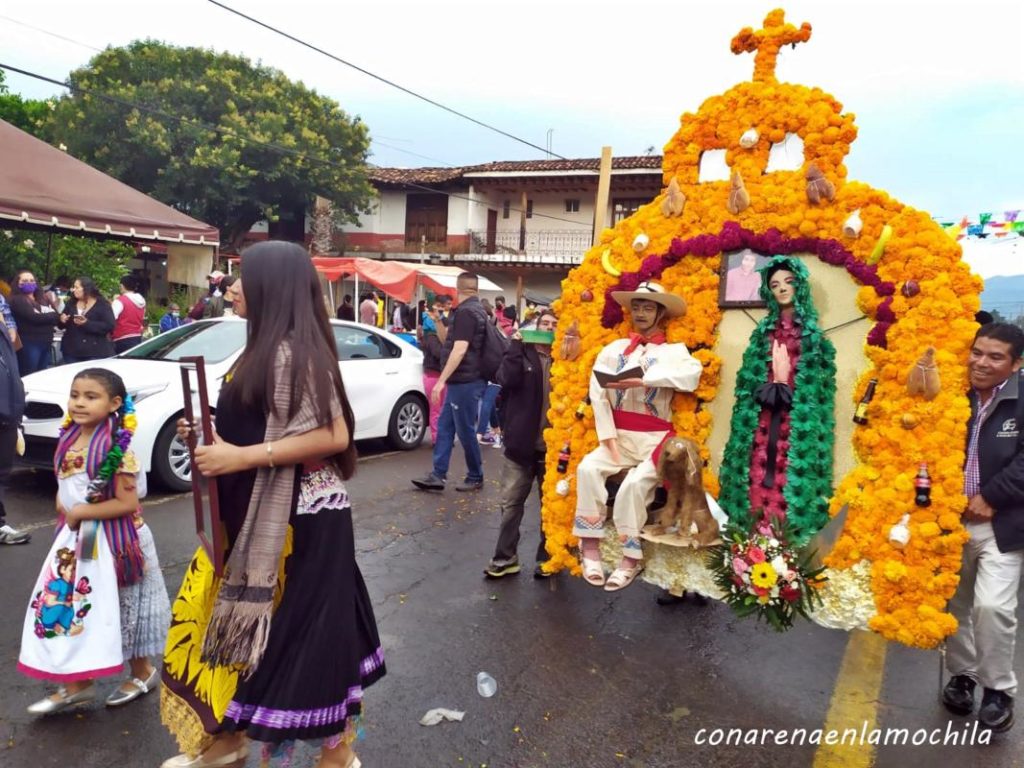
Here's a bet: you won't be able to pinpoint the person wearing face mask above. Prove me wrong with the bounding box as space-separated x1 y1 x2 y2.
159 303 183 333
573 282 702 591
188 270 226 321
8 269 59 375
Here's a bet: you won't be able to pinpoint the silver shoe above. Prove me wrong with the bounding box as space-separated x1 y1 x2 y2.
160 745 249 768
27 684 96 714
105 667 160 707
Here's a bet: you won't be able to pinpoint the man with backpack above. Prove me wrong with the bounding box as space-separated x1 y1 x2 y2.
412 272 504 493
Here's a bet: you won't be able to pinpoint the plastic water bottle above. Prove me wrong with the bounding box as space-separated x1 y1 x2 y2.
476 671 497 698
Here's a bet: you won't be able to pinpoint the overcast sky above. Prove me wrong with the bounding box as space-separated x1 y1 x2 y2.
1 0 1022 224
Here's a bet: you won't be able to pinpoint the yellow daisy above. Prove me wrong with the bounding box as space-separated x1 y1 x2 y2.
750 563 778 589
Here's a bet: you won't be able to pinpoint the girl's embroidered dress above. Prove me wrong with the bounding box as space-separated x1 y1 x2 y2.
18 441 170 681
161 379 386 761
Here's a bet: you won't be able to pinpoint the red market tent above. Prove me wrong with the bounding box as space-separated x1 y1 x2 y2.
0 118 219 247
311 257 502 302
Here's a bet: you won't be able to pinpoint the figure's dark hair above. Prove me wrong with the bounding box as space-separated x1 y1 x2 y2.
53 275 71 289
220 274 237 292
537 308 557 324
75 276 102 300
74 367 128 404
975 322 1024 360
119 275 137 292
232 241 357 478
343 294 353 303
456 272 478 291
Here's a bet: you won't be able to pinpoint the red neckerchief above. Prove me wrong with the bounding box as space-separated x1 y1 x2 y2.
623 331 667 357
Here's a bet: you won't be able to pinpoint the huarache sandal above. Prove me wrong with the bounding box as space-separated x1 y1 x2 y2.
604 562 644 592
580 553 606 586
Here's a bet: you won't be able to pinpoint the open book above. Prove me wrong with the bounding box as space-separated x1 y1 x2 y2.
593 364 645 387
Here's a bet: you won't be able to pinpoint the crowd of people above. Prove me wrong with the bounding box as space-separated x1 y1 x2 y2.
1 239 1021 766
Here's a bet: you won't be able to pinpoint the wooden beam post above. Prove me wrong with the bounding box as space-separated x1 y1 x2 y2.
592 146 613 246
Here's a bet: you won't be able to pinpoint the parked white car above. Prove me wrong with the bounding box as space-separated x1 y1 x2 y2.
20 317 427 492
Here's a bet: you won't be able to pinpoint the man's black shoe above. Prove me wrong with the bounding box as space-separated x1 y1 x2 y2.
533 563 553 579
979 688 1014 732
941 675 977 716
455 479 484 492
411 473 446 491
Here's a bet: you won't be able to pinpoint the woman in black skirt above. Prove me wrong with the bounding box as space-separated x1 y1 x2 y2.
160 241 384 768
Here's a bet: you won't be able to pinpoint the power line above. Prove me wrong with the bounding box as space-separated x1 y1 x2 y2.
0 62 592 229
0 14 103 53
206 0 567 160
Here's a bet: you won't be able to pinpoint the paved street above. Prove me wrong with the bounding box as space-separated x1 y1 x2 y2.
1 442 1022 768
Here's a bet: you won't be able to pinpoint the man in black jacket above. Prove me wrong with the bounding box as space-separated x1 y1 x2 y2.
484 309 557 579
943 322 1024 732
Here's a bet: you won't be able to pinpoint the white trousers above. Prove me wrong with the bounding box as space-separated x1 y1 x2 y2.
573 431 662 560
946 521 1024 695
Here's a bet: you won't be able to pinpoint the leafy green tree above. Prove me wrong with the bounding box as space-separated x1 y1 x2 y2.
0 230 133 297
45 41 374 249
0 70 51 136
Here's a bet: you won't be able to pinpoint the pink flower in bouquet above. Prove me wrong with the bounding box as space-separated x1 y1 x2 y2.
76 577 91 594
748 546 766 564
732 557 749 574
34 623 45 638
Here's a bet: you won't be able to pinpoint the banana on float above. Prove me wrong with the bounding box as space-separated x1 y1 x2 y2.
601 248 621 277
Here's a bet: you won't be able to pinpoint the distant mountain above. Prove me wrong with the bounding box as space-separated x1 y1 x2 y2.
981 275 1024 315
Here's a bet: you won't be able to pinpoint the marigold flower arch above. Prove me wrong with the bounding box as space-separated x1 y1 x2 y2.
543 8 981 648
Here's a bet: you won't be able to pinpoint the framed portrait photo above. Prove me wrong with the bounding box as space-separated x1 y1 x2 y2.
719 248 769 308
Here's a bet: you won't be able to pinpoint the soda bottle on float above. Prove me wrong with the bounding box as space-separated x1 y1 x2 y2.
557 443 571 474
914 463 932 507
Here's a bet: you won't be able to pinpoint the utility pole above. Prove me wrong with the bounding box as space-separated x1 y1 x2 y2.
592 146 613 246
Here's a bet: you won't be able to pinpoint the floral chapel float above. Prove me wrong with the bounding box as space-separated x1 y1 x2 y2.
543 9 981 647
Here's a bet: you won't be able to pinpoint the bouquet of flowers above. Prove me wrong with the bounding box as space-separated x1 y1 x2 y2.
707 520 827 631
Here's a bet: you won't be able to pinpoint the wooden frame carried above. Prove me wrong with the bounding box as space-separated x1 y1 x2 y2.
179 356 224 576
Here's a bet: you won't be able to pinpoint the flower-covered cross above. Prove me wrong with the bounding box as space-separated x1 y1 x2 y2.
731 8 812 83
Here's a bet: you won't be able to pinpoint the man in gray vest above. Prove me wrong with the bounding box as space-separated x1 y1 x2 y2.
943 322 1024 732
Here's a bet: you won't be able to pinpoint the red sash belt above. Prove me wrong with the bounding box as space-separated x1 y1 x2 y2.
611 410 675 467
612 410 672 433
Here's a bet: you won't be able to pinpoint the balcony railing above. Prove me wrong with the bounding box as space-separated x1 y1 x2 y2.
467 228 592 258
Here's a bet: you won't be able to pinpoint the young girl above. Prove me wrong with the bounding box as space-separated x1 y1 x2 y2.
19 368 171 713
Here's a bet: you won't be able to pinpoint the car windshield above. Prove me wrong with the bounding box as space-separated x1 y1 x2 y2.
121 321 247 363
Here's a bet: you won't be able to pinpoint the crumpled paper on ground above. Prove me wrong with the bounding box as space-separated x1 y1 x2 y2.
419 708 466 726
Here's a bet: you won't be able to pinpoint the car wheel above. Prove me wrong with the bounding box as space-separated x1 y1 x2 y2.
152 417 193 493
387 394 427 450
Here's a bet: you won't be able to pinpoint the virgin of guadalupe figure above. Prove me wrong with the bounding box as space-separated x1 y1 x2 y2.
718 256 837 546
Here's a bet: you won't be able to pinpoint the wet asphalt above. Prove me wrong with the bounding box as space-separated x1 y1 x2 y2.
0 442 1023 768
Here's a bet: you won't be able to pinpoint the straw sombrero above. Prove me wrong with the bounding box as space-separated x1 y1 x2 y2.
610 281 686 317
